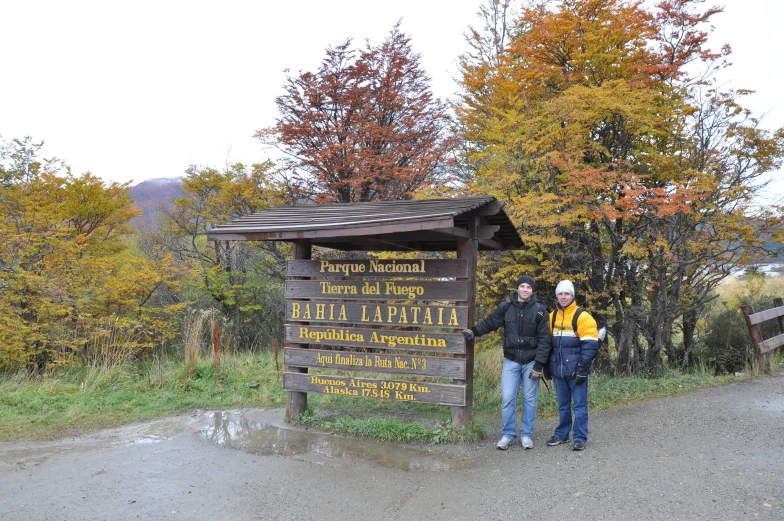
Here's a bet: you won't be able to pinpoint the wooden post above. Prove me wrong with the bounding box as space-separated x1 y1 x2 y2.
774 298 784 335
286 239 311 419
740 304 771 375
452 212 478 428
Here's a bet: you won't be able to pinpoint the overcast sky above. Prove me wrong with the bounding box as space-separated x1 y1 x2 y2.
2 0 782 200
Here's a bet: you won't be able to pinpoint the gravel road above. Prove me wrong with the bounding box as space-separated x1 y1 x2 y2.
1 373 782 521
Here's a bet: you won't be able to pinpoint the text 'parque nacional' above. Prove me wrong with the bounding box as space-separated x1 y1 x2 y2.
285 259 468 279
318 259 425 277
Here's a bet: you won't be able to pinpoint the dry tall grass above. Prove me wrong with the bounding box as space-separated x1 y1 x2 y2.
716 273 784 304
182 308 219 379
78 318 145 391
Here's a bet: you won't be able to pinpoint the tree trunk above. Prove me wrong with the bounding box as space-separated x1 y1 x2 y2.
616 313 641 376
681 309 697 368
646 325 664 375
662 318 683 367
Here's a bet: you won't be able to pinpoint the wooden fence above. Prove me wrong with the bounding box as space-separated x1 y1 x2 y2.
740 297 784 374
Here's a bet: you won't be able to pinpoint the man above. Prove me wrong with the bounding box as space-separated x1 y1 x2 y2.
546 280 599 451
463 275 551 450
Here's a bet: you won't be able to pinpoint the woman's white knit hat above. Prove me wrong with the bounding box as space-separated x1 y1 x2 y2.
555 280 575 297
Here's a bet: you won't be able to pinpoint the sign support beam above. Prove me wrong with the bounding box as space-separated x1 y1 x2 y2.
452 212 478 428
285 239 311 419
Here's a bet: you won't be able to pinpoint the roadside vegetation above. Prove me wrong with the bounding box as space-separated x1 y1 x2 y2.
2 340 779 442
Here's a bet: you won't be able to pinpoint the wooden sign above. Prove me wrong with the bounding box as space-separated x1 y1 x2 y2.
286 300 467 328
287 259 467 279
283 372 466 406
284 348 466 379
285 325 465 353
285 280 468 301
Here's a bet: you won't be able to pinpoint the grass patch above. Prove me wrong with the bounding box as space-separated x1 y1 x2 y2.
473 348 754 418
291 407 485 444
0 347 768 443
716 272 784 301
0 352 287 441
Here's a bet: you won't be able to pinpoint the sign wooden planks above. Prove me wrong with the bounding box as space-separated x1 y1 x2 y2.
286 300 467 328
284 348 466 379
287 259 468 279
285 280 468 301
285 325 465 353
283 372 466 406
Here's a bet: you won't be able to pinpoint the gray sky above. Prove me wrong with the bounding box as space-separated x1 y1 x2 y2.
1 0 782 200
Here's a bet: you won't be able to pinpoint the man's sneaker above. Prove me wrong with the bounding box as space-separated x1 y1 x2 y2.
496 435 515 450
573 440 586 451
546 435 568 446
521 436 534 449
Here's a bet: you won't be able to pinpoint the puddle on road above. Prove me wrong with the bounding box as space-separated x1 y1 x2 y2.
0 410 476 472
193 410 473 472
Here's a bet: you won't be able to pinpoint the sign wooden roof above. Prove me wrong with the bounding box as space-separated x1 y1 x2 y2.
206 196 523 252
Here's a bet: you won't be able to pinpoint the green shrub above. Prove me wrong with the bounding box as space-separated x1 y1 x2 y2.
699 295 781 373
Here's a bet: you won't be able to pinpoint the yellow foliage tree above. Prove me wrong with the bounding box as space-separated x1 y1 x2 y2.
0 137 183 371
146 161 289 350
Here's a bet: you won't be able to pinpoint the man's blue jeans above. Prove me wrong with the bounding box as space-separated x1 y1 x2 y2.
500 358 540 438
553 376 589 442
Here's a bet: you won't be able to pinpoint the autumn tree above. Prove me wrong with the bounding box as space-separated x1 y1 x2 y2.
0 137 182 371
146 161 289 349
258 23 455 203
457 0 784 374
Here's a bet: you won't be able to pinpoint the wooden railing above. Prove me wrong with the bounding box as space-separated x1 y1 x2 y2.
740 297 784 374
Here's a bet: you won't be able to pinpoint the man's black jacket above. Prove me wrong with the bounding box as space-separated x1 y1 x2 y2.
471 293 552 365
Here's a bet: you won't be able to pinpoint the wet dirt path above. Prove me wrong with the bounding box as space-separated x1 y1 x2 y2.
1 374 782 521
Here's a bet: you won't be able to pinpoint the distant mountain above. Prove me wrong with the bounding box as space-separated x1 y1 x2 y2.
129 178 186 230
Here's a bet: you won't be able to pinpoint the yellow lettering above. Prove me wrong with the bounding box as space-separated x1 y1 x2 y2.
291 302 300 319
374 356 392 368
394 391 416 401
394 357 409 369
310 375 346 386
384 281 425 299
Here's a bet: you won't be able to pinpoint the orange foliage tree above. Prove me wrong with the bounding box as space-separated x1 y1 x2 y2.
258 23 456 203
457 0 784 373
